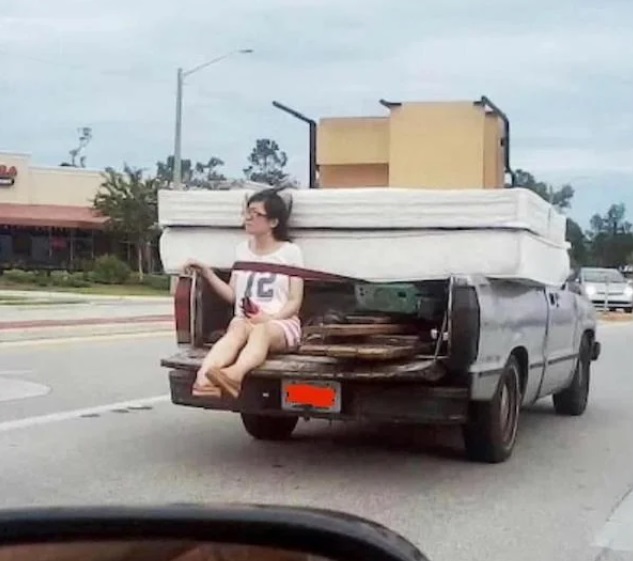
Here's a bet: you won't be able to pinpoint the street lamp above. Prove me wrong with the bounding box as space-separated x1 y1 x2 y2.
172 48 253 189
272 101 318 189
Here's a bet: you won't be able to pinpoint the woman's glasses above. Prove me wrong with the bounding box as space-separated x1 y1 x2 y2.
242 209 268 219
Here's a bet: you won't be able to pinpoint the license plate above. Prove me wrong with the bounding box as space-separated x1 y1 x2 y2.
281 380 341 413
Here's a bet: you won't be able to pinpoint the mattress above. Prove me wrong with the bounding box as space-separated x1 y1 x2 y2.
158 187 567 245
159 227 571 286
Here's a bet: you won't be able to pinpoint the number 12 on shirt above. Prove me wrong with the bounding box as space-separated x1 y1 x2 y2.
243 272 277 301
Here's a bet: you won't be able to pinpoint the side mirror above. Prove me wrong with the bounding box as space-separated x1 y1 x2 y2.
0 505 427 561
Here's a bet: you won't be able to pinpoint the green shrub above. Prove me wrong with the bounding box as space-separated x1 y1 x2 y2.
92 255 131 285
76 259 94 273
2 269 36 284
68 272 90 288
34 270 50 287
143 274 170 291
50 270 90 288
127 272 144 285
49 270 68 286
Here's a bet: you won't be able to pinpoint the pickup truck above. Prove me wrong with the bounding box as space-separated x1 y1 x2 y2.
161 267 601 464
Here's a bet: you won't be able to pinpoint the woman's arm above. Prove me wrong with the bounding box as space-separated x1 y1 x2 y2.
183 259 235 304
270 276 304 320
200 268 236 304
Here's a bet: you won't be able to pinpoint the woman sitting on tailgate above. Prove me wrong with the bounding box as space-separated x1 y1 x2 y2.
182 188 304 398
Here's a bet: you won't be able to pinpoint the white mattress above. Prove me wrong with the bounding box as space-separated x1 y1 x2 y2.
160 227 571 286
158 187 567 245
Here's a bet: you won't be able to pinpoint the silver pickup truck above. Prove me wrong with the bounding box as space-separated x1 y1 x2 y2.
162 272 601 464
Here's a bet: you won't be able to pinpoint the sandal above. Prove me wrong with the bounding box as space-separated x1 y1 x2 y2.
192 380 222 398
207 369 241 399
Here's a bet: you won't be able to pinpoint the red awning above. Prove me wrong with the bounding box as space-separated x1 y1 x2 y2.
0 203 108 229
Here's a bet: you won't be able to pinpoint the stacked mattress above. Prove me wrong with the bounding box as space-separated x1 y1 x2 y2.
158 187 571 286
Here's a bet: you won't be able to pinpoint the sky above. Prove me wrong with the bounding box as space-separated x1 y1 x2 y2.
1 0 632 227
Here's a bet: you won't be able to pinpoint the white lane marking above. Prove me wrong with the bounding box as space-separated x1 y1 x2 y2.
594 488 633 552
0 377 50 403
0 394 170 434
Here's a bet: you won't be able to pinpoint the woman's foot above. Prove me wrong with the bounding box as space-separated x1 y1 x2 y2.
207 368 241 399
192 371 222 398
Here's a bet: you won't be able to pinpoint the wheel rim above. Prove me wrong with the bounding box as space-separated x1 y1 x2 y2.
500 366 519 446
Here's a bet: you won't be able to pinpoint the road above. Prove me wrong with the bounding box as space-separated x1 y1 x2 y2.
1 323 632 561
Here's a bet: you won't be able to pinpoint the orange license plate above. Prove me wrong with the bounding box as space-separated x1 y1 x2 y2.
281 380 341 413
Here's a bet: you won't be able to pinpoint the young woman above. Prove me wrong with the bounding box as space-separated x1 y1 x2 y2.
183 188 304 398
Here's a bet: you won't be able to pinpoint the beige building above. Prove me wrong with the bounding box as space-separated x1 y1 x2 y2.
316 98 510 190
0 151 108 269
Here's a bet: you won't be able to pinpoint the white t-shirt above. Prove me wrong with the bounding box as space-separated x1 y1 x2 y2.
232 240 304 318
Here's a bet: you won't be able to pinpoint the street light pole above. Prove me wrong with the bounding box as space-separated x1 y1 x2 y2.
172 49 253 189
272 101 319 189
173 67 184 188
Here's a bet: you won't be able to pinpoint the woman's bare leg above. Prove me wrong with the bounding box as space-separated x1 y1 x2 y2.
219 322 287 386
193 319 251 392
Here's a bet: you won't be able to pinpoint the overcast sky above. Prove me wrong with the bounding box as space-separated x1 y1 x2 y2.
1 0 632 226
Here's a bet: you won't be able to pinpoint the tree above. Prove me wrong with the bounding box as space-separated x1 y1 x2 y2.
156 156 191 186
61 126 93 167
510 168 587 266
192 156 226 187
510 169 574 211
156 155 227 189
93 166 159 279
243 138 297 187
566 218 588 269
587 203 633 268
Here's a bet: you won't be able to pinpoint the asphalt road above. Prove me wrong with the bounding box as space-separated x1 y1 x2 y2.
1 323 632 561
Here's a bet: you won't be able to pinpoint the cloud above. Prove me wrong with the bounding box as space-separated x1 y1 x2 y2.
1 0 632 225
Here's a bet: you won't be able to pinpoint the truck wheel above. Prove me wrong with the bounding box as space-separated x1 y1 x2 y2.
553 336 591 416
462 355 521 464
240 414 298 441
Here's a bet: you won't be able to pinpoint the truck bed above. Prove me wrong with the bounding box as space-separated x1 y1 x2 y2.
164 289 470 424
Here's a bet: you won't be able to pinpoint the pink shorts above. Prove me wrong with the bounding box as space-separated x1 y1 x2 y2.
270 316 302 349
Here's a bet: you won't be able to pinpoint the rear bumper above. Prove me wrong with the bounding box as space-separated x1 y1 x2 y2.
168 369 469 424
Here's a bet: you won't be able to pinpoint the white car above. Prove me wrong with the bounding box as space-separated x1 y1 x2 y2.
578 267 633 313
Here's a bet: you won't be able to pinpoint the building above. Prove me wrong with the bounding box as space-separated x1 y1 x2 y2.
316 98 510 189
0 151 108 270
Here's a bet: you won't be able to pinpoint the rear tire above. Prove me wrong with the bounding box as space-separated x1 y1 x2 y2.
240 413 298 441
553 336 591 416
463 355 521 464
625 307 633 314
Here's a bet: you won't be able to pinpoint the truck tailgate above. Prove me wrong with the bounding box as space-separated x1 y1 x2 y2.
165 349 468 424
161 348 446 382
